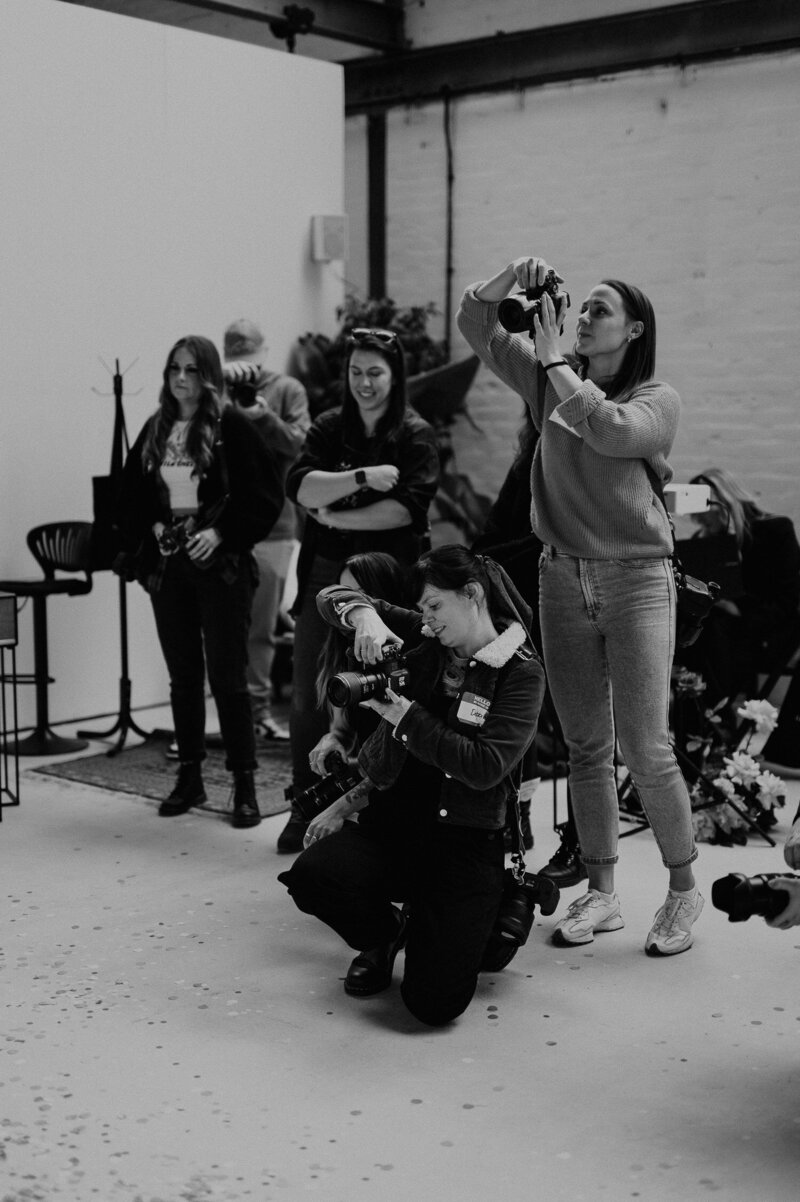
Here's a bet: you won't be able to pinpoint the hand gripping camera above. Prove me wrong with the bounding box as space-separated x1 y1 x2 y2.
326 646 409 708
223 360 261 408
284 751 362 823
711 872 797 923
497 269 571 338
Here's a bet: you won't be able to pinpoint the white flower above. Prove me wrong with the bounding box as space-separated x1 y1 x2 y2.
736 698 779 734
756 771 786 802
420 623 436 639
724 752 761 782
712 776 737 799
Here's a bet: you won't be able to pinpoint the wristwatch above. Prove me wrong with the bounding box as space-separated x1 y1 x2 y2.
355 468 367 488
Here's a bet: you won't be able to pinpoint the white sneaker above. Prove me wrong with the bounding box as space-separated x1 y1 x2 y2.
645 888 704 957
784 811 800 870
255 716 290 742
552 889 624 946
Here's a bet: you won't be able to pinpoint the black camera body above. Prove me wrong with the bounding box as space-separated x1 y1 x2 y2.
711 871 796 922
157 516 195 557
674 569 720 647
326 647 410 708
223 360 261 408
497 269 571 336
284 751 362 823
480 870 561 973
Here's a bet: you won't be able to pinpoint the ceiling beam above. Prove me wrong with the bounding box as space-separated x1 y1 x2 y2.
345 0 800 113
59 0 406 52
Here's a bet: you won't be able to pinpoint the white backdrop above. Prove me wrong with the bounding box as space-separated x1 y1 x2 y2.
0 0 344 730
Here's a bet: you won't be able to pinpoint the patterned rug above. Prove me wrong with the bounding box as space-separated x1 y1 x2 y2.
33 735 292 819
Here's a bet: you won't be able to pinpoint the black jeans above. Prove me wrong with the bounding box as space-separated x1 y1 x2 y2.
279 819 505 1026
150 552 256 772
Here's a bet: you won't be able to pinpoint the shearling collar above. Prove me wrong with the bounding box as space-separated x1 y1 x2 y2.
472 621 527 669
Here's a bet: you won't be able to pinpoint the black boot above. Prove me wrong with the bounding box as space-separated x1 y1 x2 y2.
504 799 534 852
159 762 206 817
539 822 588 888
344 907 408 997
276 804 308 853
231 770 261 829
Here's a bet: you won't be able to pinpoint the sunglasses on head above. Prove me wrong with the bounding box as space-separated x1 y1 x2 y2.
348 327 399 347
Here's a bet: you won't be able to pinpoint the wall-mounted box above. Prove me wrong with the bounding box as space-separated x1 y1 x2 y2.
311 215 348 262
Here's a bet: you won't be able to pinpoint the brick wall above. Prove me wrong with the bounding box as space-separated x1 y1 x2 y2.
346 50 800 534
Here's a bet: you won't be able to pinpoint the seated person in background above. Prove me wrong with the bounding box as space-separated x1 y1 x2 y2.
223 318 311 742
676 467 800 718
278 545 545 1028
308 551 409 780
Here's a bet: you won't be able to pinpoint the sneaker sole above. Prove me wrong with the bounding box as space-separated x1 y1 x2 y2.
552 915 624 946
645 937 694 957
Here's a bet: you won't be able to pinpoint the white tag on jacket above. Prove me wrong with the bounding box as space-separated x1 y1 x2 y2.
457 692 490 726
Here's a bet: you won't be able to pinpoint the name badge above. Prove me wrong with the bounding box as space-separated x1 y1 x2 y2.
456 691 490 726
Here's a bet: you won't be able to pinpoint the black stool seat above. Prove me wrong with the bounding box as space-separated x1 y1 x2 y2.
0 522 93 755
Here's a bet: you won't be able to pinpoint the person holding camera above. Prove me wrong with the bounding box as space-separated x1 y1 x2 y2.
222 318 311 743
277 545 545 1027
276 328 440 854
457 257 702 956
116 335 284 827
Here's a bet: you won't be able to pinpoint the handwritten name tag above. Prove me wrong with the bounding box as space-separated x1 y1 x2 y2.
457 692 490 726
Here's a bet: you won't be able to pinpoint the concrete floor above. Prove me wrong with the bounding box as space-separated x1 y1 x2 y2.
2 706 800 1202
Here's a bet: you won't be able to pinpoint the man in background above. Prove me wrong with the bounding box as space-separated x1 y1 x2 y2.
224 318 310 741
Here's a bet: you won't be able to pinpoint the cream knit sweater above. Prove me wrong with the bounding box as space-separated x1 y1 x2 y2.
457 286 677 560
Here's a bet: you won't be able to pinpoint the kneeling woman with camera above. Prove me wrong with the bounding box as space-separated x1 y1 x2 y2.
278 545 545 1027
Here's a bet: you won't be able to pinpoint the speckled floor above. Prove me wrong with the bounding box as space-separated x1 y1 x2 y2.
2 706 799 1202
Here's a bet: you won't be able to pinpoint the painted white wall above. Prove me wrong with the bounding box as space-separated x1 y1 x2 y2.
0 0 343 732
344 50 800 530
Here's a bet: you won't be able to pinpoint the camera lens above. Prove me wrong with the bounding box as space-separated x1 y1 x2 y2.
327 670 382 708
498 297 537 334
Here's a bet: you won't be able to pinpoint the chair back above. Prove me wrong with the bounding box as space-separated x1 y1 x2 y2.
27 522 94 583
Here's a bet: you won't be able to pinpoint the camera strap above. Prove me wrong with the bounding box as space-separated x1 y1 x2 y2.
507 762 528 884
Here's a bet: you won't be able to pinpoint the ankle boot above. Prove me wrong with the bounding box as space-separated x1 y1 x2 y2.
159 762 206 817
231 770 261 828
503 799 534 852
277 803 309 853
539 822 588 888
344 907 408 997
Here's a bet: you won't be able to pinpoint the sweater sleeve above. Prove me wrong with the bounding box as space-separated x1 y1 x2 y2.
456 284 544 427
554 379 681 460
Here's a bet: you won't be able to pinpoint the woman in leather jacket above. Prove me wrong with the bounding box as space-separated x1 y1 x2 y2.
278 544 545 1027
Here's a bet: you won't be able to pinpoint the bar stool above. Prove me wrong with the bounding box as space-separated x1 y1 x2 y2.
0 522 93 755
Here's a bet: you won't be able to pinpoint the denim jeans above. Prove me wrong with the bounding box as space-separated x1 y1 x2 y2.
151 553 256 772
539 548 697 870
247 537 296 718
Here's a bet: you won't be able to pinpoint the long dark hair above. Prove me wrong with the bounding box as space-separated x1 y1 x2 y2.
574 279 656 400
409 544 493 609
142 335 224 476
341 329 408 448
315 552 409 709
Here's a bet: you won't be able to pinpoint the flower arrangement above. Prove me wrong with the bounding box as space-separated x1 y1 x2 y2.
682 689 787 845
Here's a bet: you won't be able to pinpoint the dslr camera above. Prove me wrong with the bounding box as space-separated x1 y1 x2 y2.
156 516 195 557
497 268 571 337
674 568 720 648
711 871 797 923
284 751 362 823
326 646 410 708
223 360 261 408
480 870 561 973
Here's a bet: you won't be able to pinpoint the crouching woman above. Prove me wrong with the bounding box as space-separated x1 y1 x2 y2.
278 545 545 1027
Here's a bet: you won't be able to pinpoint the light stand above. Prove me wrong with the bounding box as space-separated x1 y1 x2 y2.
78 358 151 756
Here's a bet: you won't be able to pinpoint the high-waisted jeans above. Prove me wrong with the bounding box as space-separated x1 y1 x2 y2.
539 548 697 870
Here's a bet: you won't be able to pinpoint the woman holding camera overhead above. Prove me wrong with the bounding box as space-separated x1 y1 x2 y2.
277 328 439 853
278 544 545 1027
457 257 702 956
116 335 284 827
